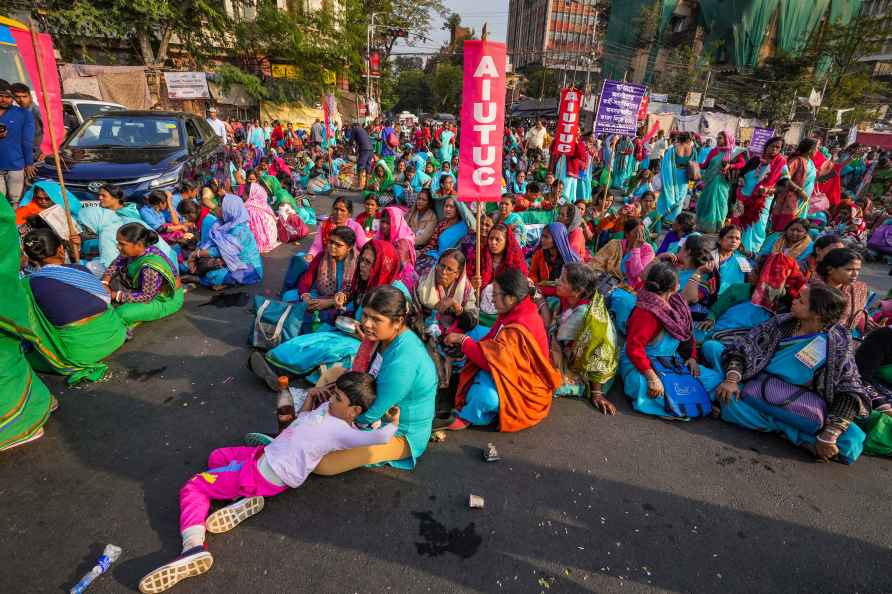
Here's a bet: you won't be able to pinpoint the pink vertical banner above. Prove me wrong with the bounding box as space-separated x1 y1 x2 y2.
458 40 507 203
10 29 64 155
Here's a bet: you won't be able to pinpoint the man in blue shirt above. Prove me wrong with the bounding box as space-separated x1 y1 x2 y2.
348 122 373 191
0 80 35 206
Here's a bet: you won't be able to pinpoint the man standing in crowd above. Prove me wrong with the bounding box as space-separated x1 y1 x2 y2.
0 80 35 207
525 120 546 160
648 129 667 171
311 118 325 148
348 121 373 191
206 107 227 144
11 83 43 164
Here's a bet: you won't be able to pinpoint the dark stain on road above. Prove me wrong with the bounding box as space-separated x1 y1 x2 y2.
641 502 656 512
199 292 249 308
411 511 482 559
717 456 737 466
128 366 168 382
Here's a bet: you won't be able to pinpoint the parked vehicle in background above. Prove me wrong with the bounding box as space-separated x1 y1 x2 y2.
37 110 225 201
61 96 127 134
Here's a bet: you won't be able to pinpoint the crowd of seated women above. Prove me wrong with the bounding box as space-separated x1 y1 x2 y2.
241 130 892 471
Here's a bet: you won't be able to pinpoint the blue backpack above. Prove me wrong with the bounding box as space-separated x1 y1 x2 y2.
652 356 712 418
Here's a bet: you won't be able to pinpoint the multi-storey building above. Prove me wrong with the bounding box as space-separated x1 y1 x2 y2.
507 0 607 81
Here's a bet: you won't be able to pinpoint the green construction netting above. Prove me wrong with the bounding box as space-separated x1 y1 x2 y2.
602 0 654 80
828 0 863 25
699 0 781 67
778 0 830 55
602 0 678 81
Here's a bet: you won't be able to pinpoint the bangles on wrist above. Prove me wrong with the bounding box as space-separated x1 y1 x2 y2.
725 370 742 383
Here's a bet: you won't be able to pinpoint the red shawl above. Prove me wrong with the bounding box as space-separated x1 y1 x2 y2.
750 253 805 312
736 154 787 230
350 239 401 298
467 226 529 288
813 151 841 208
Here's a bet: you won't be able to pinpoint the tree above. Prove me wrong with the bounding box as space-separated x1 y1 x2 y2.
429 63 462 113
523 65 562 100
715 54 813 126
40 0 230 67
361 0 449 62
228 0 359 103
391 69 431 112
808 12 892 128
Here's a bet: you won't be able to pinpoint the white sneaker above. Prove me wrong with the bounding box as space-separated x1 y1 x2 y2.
205 496 265 534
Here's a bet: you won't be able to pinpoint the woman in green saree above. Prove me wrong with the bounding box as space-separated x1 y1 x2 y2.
102 223 184 326
21 230 127 385
0 198 54 451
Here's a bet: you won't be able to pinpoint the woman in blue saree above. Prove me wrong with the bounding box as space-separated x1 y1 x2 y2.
188 194 263 288
437 125 455 164
758 218 813 267
658 133 695 224
619 263 722 419
610 135 638 192
415 197 469 278
697 131 746 234
712 225 752 296
710 284 870 464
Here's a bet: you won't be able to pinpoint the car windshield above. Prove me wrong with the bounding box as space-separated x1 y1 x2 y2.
66 116 182 149
76 103 127 119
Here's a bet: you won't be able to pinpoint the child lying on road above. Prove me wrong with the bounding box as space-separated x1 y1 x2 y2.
138 371 399 594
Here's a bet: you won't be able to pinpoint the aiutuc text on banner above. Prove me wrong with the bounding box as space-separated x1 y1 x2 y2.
555 87 582 155
458 39 507 202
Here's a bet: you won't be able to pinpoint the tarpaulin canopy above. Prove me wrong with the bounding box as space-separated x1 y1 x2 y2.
59 64 152 110
261 101 340 130
857 132 892 149
510 98 559 118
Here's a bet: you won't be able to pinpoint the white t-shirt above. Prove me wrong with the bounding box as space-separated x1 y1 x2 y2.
207 117 227 143
526 126 546 149
262 402 397 488
649 138 667 160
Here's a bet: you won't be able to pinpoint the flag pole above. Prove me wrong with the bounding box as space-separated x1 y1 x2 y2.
475 23 490 301
29 18 79 261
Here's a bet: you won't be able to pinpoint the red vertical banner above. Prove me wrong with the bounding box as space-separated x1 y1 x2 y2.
555 87 581 155
458 40 507 203
637 94 650 121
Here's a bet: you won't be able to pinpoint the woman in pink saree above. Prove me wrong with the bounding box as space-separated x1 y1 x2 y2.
376 206 417 290
241 170 281 253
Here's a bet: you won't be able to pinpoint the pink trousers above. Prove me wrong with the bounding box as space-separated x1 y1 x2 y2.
179 446 287 533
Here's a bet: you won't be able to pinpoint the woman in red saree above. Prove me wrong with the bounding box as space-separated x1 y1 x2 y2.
734 136 788 254
442 269 561 432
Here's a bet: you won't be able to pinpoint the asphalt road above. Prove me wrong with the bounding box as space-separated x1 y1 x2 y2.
3 193 892 594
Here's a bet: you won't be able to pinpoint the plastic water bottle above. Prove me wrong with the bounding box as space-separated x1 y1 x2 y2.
70 544 122 594
311 311 322 332
276 376 294 433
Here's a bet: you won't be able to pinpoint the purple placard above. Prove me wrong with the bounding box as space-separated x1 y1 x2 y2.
594 79 647 137
749 127 775 155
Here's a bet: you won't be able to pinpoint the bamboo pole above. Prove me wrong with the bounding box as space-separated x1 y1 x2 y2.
29 18 79 261
475 23 490 301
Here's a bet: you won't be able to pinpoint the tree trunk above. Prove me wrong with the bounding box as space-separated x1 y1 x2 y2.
137 29 156 66
157 27 173 67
